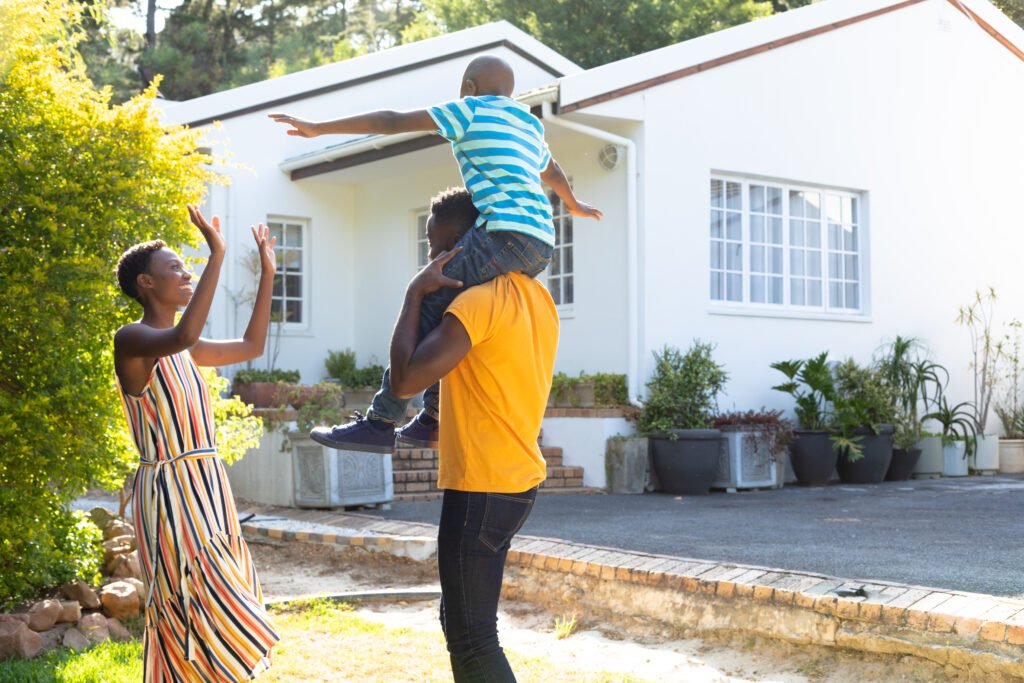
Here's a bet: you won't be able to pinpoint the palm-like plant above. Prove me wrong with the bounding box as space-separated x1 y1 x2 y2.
771 352 836 431
874 336 948 442
924 397 978 457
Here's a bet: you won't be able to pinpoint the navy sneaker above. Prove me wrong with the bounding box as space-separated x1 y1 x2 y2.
310 412 395 453
395 412 439 449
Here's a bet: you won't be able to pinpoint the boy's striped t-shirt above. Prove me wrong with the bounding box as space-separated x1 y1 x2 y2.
428 95 555 247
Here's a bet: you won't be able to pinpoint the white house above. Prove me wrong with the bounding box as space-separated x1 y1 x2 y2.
164 0 1024 487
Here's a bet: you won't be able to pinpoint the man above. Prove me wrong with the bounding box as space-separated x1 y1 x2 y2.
331 187 556 681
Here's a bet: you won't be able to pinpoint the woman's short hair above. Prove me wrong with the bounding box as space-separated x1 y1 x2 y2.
116 240 167 302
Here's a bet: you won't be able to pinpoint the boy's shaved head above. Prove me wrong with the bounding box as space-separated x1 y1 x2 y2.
460 55 515 97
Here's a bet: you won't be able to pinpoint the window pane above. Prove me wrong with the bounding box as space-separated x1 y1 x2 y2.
710 212 723 239
751 275 765 303
850 197 859 224
284 250 301 272
789 190 804 218
807 252 821 277
844 254 858 277
564 217 573 245
418 240 428 268
791 280 805 305
726 212 741 241
272 275 283 297
770 247 783 274
286 224 302 246
726 182 742 210
829 253 842 278
551 249 560 276
268 223 283 242
750 215 764 243
845 226 858 251
549 278 561 305
727 273 742 301
770 217 783 244
750 185 765 213
845 283 859 309
271 299 282 318
791 249 805 276
711 272 722 300
806 223 820 248
825 195 841 223
286 300 302 323
767 187 783 215
804 192 821 219
286 275 302 297
710 179 723 208
751 245 765 273
791 221 805 246
829 224 842 250
769 277 783 304
710 242 723 269
727 243 742 270
808 281 822 306
565 276 574 305
564 248 573 274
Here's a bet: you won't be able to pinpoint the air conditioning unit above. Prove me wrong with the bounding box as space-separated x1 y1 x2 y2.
290 432 394 508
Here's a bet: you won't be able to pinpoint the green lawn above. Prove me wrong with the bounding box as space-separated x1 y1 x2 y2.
0 600 651 683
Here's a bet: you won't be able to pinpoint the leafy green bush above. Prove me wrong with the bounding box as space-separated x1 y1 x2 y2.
202 367 263 466
0 0 210 606
590 373 628 407
637 342 728 435
233 368 301 384
324 349 383 388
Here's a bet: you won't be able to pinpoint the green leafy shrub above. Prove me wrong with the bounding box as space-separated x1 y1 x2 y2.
324 349 383 388
233 368 301 384
637 342 728 435
590 373 628 407
201 367 263 466
0 0 211 606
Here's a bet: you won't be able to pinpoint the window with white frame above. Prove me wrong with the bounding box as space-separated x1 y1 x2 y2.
709 177 863 313
547 190 573 307
267 218 307 326
415 211 430 270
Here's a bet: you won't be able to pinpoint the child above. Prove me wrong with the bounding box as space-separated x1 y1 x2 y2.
270 54 601 451
114 205 279 681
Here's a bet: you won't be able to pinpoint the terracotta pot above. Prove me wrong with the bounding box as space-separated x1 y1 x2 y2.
233 381 283 408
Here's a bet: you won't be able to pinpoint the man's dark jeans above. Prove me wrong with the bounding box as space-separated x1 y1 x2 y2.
366 227 552 424
438 487 538 682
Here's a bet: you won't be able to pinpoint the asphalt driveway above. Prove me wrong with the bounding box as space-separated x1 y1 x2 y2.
368 474 1024 598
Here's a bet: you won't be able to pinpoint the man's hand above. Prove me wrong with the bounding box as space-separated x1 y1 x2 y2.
267 113 321 138
567 200 603 220
251 223 277 274
187 204 226 256
409 247 463 296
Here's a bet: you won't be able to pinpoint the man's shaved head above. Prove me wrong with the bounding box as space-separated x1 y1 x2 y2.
460 55 515 97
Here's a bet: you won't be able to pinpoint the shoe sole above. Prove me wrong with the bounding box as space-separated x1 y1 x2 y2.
395 435 439 449
309 430 394 453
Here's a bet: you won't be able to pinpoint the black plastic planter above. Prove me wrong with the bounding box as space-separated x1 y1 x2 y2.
789 430 837 486
837 425 894 484
885 447 922 481
650 429 722 495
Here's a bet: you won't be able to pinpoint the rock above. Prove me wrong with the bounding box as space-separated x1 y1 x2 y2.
109 534 137 552
59 580 101 610
0 621 42 660
62 627 90 651
89 506 116 530
38 623 72 654
122 577 146 595
0 614 29 625
103 519 134 541
103 540 133 573
106 618 132 643
77 613 109 644
100 581 140 620
112 551 143 581
27 599 61 632
58 600 81 624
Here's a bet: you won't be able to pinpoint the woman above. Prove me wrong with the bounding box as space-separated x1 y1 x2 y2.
114 205 279 681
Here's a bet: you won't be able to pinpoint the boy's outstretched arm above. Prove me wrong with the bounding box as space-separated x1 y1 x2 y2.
540 158 603 220
268 110 437 137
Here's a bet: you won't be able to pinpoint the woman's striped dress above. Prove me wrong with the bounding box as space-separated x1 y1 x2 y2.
119 350 279 682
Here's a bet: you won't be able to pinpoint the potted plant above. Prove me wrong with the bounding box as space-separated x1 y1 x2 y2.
925 397 977 477
573 372 597 408
873 336 948 479
957 288 1002 473
830 359 897 484
324 349 384 412
771 352 838 486
592 373 629 408
710 409 793 490
548 371 574 407
637 342 727 496
995 320 1024 473
232 368 301 408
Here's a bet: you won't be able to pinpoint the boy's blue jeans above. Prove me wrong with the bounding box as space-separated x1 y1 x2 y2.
438 487 538 682
367 226 553 424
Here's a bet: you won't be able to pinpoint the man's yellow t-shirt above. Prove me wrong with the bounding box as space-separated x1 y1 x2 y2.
438 272 559 493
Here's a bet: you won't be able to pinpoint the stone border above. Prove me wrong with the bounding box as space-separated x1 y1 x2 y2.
237 502 1024 679
544 407 637 418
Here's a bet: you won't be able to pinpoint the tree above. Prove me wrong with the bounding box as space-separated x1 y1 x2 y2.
0 0 212 606
991 0 1024 27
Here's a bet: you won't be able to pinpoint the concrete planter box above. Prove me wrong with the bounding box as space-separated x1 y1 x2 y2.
998 438 1024 473
605 436 648 494
289 432 393 508
912 436 944 478
969 434 999 474
712 428 784 491
942 441 969 477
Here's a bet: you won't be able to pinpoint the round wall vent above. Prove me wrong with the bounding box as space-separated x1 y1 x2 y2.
598 143 621 171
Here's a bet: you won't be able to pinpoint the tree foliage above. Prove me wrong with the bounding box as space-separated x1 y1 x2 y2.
0 0 211 606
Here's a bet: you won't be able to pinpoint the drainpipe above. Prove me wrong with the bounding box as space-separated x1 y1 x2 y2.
541 101 642 404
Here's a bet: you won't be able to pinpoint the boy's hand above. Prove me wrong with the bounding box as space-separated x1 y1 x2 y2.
267 113 321 138
251 223 277 274
187 204 226 256
567 200 603 220
410 247 463 296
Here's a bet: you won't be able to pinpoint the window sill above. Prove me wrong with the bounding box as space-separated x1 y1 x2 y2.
707 305 871 323
557 306 575 320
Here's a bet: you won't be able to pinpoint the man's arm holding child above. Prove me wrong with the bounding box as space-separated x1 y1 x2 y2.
541 157 603 220
269 110 437 138
389 248 472 398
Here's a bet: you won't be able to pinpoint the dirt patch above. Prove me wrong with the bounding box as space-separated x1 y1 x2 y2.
248 539 957 682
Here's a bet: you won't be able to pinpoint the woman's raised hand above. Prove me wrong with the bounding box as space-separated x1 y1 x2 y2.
251 223 277 274
187 204 226 256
